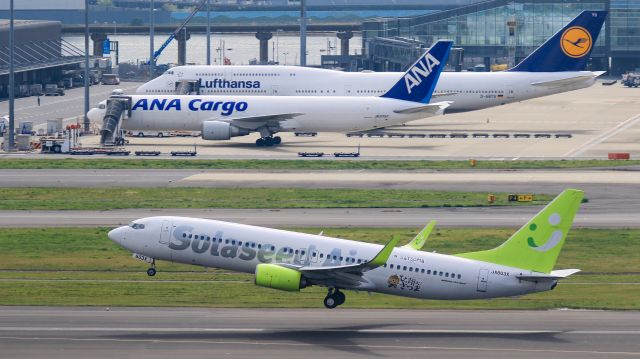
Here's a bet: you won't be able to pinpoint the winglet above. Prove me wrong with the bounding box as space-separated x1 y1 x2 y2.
368 237 399 267
402 220 436 250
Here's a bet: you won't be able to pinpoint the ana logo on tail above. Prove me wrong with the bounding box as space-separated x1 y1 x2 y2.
527 213 563 252
560 26 592 58
404 53 441 94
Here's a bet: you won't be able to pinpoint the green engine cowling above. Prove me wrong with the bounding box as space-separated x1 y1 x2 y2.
255 263 307 292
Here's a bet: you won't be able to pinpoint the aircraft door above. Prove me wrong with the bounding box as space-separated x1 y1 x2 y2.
271 85 279 95
477 269 489 292
159 220 172 244
506 84 515 98
344 85 352 96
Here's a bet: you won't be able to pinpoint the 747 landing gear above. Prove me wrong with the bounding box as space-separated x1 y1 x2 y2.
255 136 282 147
323 288 346 309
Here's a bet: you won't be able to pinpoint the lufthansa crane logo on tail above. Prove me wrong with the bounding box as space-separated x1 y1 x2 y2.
560 26 592 58
404 53 441 94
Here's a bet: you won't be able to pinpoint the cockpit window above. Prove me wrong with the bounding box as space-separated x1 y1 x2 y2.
98 104 106 109
128 222 145 229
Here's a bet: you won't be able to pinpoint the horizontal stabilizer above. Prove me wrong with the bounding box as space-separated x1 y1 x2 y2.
517 269 581 282
393 101 451 115
530 74 599 88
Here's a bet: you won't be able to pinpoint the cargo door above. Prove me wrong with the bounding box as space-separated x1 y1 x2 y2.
477 269 489 292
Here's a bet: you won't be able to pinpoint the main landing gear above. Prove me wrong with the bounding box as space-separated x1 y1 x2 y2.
323 288 346 309
255 136 282 147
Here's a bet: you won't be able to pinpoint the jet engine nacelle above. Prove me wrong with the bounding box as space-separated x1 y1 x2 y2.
254 263 307 292
201 120 250 141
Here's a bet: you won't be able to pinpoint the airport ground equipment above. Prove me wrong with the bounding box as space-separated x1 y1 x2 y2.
608 152 631 160
44 84 65 96
149 0 207 65
298 151 325 157
622 73 640 87
100 97 131 146
40 133 79 154
135 150 161 156
333 145 360 157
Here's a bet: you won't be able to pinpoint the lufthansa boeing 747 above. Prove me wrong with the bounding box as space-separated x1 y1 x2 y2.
136 11 607 113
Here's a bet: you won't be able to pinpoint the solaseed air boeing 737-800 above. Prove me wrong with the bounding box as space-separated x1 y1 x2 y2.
108 189 583 309
88 41 452 146
136 11 606 113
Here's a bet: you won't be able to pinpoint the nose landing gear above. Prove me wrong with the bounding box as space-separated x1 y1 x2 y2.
323 288 346 309
146 259 156 277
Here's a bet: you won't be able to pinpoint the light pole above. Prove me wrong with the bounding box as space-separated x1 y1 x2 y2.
8 0 14 151
149 0 155 79
276 29 282 64
283 51 289 65
299 0 306 66
206 0 211 65
83 0 90 133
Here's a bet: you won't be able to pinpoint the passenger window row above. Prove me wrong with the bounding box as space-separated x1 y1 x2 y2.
296 89 337 94
234 73 279 77
384 263 462 279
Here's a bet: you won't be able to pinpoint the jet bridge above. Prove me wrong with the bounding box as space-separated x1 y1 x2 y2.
175 79 201 95
100 96 132 146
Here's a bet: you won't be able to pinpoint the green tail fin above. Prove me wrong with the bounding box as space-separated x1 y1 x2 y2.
456 189 584 273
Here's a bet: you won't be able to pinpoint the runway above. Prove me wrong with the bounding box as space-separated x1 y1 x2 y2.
1 206 637 228
1 307 638 358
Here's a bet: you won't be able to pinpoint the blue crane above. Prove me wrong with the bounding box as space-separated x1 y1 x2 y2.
148 0 208 65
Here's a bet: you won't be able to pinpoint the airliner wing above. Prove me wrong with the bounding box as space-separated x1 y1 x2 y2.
393 101 451 115
277 237 399 289
530 74 601 88
225 113 304 130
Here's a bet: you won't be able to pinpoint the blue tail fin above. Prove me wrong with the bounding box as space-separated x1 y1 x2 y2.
381 40 452 103
509 11 606 72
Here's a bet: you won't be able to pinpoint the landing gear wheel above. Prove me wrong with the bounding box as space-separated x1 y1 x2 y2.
334 290 346 306
273 136 282 145
264 137 274 146
146 268 157 277
256 138 265 147
324 295 338 309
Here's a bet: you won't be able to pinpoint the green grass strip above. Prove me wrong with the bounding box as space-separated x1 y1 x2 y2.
0 227 637 309
0 188 552 210
1 158 639 170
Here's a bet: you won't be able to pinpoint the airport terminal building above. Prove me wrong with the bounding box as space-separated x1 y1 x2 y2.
360 0 639 74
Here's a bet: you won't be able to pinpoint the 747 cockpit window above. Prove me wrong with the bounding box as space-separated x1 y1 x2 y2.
129 222 145 229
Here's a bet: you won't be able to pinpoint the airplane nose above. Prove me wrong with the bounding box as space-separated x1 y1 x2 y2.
108 226 125 245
